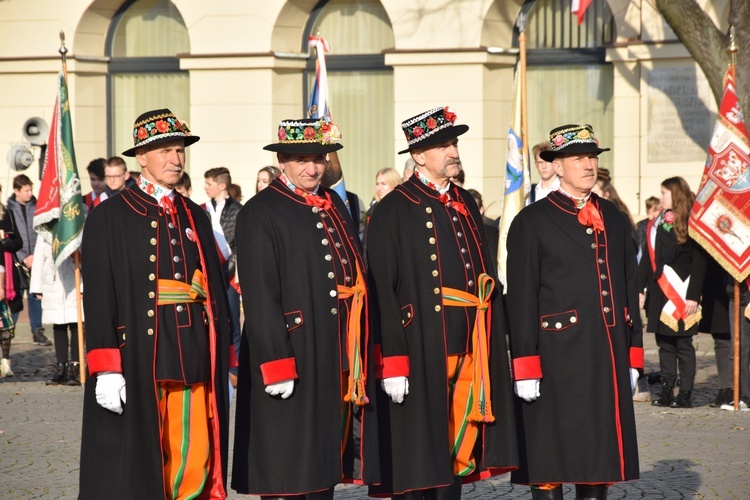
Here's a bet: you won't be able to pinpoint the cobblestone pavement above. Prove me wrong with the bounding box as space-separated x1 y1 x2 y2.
1 321 748 499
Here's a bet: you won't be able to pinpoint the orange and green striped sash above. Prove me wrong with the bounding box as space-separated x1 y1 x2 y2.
448 354 478 477
442 273 495 423
337 262 368 406
157 269 208 306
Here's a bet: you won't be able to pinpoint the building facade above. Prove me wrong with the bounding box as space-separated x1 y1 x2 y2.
0 0 730 213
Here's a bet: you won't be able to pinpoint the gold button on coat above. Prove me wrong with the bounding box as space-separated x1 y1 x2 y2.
426 222 433 228
149 255 156 262
147 310 154 317
425 207 433 214
147 328 154 335
148 291 155 298
148 273 155 281
435 305 441 312
150 238 157 245
151 221 158 228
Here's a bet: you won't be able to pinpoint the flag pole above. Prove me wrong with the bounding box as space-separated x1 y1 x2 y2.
518 15 529 176
59 30 86 384
727 25 739 411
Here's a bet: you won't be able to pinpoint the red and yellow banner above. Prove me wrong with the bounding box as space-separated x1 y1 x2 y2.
689 66 750 281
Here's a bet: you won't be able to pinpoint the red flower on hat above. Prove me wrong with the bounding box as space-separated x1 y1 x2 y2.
137 127 148 140
155 120 169 133
303 126 316 140
412 126 424 138
443 107 457 123
320 122 331 134
426 117 437 130
553 134 565 146
278 127 287 141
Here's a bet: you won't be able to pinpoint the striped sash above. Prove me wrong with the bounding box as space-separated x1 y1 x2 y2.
157 270 208 306
337 262 368 406
442 273 495 423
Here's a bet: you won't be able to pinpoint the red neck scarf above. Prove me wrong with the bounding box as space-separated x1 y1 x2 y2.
577 200 604 232
414 170 468 216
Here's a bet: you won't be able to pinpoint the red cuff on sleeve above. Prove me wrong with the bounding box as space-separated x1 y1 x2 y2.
373 344 384 380
260 357 298 385
229 345 238 370
382 355 409 379
86 348 122 376
512 355 542 381
629 347 644 370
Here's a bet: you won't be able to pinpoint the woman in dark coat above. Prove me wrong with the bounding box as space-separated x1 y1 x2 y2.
0 185 24 378
639 176 706 408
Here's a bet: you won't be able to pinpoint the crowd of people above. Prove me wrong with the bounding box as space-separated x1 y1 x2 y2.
0 104 747 500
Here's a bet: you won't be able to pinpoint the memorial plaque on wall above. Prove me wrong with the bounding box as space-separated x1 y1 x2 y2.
647 66 714 163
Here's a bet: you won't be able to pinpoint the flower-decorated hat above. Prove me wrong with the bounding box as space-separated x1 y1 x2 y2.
398 106 469 154
122 108 199 157
264 118 343 154
539 123 610 162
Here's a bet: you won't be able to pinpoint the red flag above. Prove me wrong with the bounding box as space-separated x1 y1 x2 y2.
572 0 592 25
689 66 750 281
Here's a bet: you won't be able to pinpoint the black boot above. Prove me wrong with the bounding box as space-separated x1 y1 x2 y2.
531 486 564 500
651 380 674 407
575 484 608 499
32 327 52 346
66 362 81 386
45 363 67 385
670 390 692 408
709 388 732 408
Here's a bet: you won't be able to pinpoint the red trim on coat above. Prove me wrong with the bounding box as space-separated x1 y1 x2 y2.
373 344 384 379
381 355 409 378
629 347 644 370
229 345 238 369
260 357 298 385
86 348 122 376
512 355 542 380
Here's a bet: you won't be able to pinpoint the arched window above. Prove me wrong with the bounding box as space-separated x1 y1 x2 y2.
304 0 395 202
521 0 615 172
107 0 190 161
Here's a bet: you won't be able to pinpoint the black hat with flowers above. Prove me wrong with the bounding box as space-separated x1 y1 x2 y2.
539 123 610 162
264 118 344 154
122 108 199 157
398 106 469 154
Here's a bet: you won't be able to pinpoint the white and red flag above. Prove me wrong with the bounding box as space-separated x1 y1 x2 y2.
571 0 592 25
689 65 750 282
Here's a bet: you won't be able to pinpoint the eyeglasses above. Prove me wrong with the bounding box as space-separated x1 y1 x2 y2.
105 174 125 180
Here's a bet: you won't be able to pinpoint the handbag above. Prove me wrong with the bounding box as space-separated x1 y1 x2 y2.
13 257 30 291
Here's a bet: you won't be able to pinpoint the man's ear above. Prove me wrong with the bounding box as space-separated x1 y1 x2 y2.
552 158 564 178
411 150 425 166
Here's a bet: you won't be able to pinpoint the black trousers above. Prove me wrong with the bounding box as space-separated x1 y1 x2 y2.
655 333 696 391
261 488 334 500
392 477 463 500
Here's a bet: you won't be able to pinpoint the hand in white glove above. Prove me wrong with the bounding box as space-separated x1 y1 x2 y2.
514 379 540 402
265 379 295 399
629 368 640 392
381 376 409 404
95 372 127 414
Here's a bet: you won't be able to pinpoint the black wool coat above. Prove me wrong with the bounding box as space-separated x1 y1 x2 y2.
79 187 231 499
366 176 518 496
231 180 380 495
506 192 641 484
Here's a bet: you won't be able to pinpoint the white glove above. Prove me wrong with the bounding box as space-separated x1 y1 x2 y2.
514 379 540 402
265 379 295 399
95 372 127 414
381 376 409 404
629 368 640 392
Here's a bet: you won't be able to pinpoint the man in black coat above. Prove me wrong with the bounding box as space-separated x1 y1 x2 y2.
231 118 380 498
367 106 518 498
506 124 642 500
79 109 232 499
